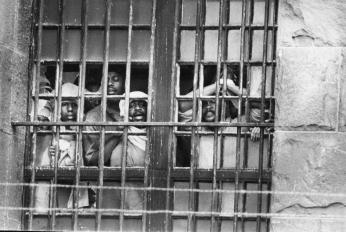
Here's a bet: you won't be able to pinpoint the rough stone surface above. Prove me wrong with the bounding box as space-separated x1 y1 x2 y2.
0 0 31 230
271 132 346 232
339 48 346 131
276 47 341 130
279 0 346 47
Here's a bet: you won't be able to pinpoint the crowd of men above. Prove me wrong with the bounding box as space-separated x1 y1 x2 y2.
33 68 267 212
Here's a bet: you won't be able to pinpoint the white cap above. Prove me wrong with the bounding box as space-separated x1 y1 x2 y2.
119 91 148 117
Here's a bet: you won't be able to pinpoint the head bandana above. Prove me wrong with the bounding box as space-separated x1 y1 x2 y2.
119 91 148 117
119 91 148 152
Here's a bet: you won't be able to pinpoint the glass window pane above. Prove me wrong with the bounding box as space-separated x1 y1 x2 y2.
253 0 275 25
205 0 219 26
87 30 104 61
245 183 268 213
229 0 242 25
196 220 211 232
41 30 58 60
64 30 81 61
180 30 196 61
249 66 272 97
197 183 212 212
110 30 128 61
133 0 153 24
132 30 150 61
227 30 241 60
220 183 236 213
42 0 59 23
173 219 188 231
64 0 82 24
204 30 218 61
174 182 189 211
253 0 265 24
87 0 105 24
251 30 272 61
182 0 197 25
110 0 130 24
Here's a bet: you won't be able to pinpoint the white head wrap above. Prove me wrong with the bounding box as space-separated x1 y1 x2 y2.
119 91 148 117
118 91 148 151
61 83 79 98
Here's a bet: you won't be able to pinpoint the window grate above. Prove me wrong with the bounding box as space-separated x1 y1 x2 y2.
13 0 278 231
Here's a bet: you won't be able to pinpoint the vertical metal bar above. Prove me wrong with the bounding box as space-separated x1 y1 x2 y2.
233 0 247 230
256 0 270 231
50 0 66 229
119 0 134 230
165 0 180 230
142 0 157 231
95 1 111 231
210 0 225 231
73 0 88 230
188 0 203 230
28 0 44 230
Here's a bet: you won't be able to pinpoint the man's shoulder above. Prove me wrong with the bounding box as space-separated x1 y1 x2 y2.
85 105 102 121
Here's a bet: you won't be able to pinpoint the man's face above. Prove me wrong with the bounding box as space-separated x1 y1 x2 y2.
129 100 147 122
107 72 124 95
61 100 78 121
202 101 217 122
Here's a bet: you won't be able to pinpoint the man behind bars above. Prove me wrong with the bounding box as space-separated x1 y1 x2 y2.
49 83 89 209
83 70 125 166
109 91 148 211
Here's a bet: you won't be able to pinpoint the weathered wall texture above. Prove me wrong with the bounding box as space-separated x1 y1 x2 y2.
0 0 32 230
272 0 346 231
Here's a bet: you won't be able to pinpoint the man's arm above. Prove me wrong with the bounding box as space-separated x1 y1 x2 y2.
179 82 220 113
83 132 121 166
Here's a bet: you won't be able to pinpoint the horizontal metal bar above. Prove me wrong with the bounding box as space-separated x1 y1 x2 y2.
177 60 276 65
34 60 151 65
38 23 151 30
25 168 271 182
179 25 277 30
13 121 274 127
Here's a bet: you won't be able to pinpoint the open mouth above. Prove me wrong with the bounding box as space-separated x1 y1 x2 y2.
203 111 215 121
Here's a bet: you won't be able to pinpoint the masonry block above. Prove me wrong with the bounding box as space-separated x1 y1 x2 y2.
339 48 346 131
276 47 341 130
271 131 346 232
279 0 346 47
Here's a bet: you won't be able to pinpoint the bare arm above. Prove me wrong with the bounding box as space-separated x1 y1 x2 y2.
179 82 220 113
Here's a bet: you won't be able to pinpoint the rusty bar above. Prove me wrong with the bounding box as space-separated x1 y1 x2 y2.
28 0 44 229
49 0 66 229
142 0 157 230
13 121 274 128
233 0 248 230
188 0 203 230
256 0 270 231
119 0 134 230
95 0 111 231
72 0 88 230
210 0 226 230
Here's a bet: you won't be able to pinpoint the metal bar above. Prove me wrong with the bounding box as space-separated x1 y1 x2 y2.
50 0 66 229
72 0 88 230
13 121 274 128
119 0 134 230
233 0 248 230
95 0 111 230
28 0 44 230
188 0 204 230
27 168 272 182
142 0 157 231
256 0 270 231
165 0 180 230
210 0 225 230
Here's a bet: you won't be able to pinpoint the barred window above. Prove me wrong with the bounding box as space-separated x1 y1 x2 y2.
22 0 277 231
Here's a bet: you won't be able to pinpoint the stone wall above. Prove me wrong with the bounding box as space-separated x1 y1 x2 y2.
272 0 346 231
0 0 32 230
